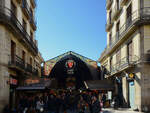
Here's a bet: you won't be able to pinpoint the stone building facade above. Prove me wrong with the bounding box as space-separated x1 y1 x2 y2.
99 0 150 112
0 0 43 112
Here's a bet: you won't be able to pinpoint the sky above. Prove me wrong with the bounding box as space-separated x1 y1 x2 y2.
36 0 107 61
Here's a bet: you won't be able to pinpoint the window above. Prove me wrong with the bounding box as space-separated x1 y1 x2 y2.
109 10 112 24
127 41 133 62
11 41 16 62
30 31 33 40
11 2 17 16
109 33 112 46
22 50 25 63
116 49 121 64
30 8 34 23
23 19 27 31
110 57 112 71
30 57 32 65
30 8 33 17
126 4 132 27
116 21 120 40
116 0 120 10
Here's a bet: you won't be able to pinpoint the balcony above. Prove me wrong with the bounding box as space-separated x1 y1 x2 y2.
106 18 113 31
33 68 38 76
9 55 25 71
30 17 37 30
106 0 113 10
9 55 39 76
112 4 121 21
0 7 38 54
26 64 33 73
22 0 30 19
31 0 36 8
101 8 150 60
120 0 129 7
110 55 140 76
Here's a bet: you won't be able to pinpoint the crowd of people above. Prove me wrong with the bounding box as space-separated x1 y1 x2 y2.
3 90 107 113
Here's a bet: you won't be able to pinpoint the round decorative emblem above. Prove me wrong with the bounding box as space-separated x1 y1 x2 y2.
129 73 134 79
65 60 76 74
66 60 75 69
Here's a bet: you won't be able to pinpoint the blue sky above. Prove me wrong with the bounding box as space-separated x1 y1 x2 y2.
36 0 106 61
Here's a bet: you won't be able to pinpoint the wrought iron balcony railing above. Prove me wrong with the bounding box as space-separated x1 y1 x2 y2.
101 8 150 60
106 0 113 10
9 55 25 70
9 55 39 76
0 7 38 54
110 55 140 75
22 0 30 19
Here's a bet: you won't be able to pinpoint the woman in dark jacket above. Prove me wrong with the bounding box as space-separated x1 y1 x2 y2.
91 96 100 113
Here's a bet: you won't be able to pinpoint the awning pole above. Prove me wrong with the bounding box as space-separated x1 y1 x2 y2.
84 81 88 89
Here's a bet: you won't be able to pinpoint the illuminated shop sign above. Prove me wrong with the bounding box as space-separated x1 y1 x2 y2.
10 78 18 85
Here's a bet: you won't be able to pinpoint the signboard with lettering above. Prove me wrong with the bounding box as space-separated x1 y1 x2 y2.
10 78 18 85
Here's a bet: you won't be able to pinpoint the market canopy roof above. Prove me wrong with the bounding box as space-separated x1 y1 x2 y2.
44 51 98 76
84 80 114 90
16 79 57 91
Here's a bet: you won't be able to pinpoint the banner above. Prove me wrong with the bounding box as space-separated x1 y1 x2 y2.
44 60 57 76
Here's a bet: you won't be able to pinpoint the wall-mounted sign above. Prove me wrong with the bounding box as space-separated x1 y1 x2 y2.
10 78 18 85
129 73 134 79
65 60 76 74
65 60 76 69
25 79 39 85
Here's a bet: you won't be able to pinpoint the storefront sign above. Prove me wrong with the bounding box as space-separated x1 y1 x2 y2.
108 91 112 100
25 79 39 85
10 78 18 85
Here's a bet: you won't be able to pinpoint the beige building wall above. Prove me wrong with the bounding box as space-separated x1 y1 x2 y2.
99 0 150 111
144 26 150 54
0 0 42 112
0 25 11 112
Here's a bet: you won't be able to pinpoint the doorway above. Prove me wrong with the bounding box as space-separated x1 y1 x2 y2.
129 81 135 109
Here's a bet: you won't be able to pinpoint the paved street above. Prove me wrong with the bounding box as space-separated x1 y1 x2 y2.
49 108 144 113
102 108 144 113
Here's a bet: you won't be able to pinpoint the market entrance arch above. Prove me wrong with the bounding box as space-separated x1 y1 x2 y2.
44 51 99 90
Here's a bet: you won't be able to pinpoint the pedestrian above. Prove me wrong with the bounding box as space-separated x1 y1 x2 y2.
98 94 103 113
47 94 56 113
3 105 11 113
91 96 101 113
102 94 106 108
77 96 86 113
36 97 44 113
